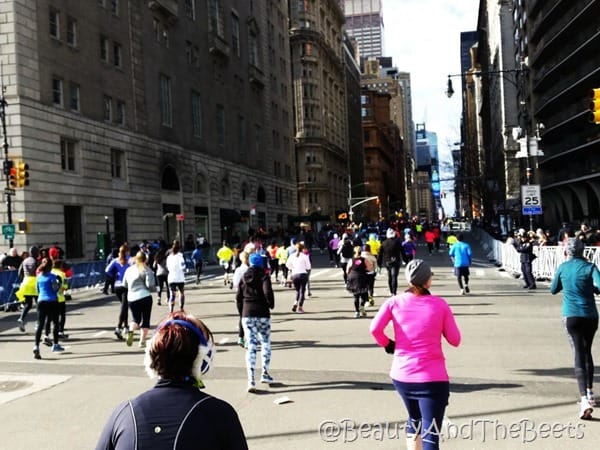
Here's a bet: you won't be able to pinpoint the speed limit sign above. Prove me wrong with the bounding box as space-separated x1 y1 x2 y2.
521 185 542 215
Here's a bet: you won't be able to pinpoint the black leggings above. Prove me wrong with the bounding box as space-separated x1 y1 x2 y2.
565 316 598 395
353 292 368 312
35 301 59 346
19 295 36 322
45 302 66 335
115 286 128 329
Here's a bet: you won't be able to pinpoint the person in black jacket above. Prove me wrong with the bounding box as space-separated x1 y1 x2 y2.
514 228 537 290
95 311 248 450
236 252 275 393
378 228 405 295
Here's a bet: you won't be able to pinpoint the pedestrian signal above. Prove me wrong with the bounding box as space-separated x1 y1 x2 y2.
16 161 29 187
589 88 600 124
338 212 348 220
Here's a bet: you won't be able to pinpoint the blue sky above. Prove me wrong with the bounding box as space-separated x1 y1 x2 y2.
381 0 478 148
381 0 479 213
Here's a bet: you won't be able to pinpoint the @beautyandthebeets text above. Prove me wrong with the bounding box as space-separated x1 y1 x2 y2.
318 418 585 443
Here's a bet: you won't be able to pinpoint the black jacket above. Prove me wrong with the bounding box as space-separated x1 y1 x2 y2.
514 238 535 263
95 379 248 450
378 237 404 266
236 267 274 318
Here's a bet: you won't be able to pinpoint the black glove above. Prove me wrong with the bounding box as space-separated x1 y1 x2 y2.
384 339 395 354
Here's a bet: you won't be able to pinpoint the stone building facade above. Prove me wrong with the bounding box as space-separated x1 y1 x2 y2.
0 0 297 259
289 0 349 221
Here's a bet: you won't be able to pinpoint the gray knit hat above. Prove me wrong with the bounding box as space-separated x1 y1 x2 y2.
405 259 432 286
566 237 584 257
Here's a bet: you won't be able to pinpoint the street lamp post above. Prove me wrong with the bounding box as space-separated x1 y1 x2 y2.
347 179 369 222
446 65 541 231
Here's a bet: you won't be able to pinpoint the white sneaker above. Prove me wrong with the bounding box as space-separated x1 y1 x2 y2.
247 381 256 393
580 397 593 420
460 289 465 295
587 390 597 407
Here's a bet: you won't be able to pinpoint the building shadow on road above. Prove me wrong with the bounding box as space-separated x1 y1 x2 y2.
515 367 600 382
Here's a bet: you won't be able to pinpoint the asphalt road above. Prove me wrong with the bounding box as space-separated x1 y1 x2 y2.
1 233 599 449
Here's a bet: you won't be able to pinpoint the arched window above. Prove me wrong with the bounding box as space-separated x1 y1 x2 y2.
221 177 230 197
195 174 206 194
241 182 248 201
161 165 180 191
257 186 266 203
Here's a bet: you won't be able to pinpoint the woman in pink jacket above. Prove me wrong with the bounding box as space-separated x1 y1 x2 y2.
370 259 461 450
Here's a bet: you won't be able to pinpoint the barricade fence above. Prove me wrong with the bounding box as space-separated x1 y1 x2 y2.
472 227 600 281
1 251 203 310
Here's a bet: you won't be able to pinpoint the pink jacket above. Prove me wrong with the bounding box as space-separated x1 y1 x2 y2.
370 292 461 382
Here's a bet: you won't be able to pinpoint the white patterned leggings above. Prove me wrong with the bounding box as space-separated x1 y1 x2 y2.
241 317 272 382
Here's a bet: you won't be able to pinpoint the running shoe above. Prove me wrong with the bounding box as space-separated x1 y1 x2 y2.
33 346 41 360
465 285 470 294
114 328 124 340
368 296 374 307
587 390 597 407
52 344 65 352
360 306 366 317
354 311 360 318
237 337 245 348
261 372 274 384
297 307 305 313
247 381 256 393
292 303 298 313
43 335 53 347
580 397 593 420
126 330 134 347
18 319 25 333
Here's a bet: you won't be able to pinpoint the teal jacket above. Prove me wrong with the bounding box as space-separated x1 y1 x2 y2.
550 257 600 318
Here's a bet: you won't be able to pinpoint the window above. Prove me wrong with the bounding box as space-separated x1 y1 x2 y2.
160 74 172 126
153 19 160 42
60 138 76 171
191 91 202 138
98 0 106 7
237 115 246 155
66 17 77 46
69 83 80 112
231 13 240 57
208 0 222 35
185 0 195 20
52 78 63 106
216 104 225 146
110 148 124 178
103 95 112 122
49 9 60 39
116 101 125 126
100 36 109 62
110 0 119 15
113 43 122 68
249 31 258 66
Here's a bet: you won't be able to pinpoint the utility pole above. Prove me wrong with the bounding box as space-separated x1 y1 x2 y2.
0 62 14 248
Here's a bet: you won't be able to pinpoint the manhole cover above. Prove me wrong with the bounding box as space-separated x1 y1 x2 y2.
0 380 33 393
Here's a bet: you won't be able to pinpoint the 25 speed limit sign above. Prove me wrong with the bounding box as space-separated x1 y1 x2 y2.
521 185 542 215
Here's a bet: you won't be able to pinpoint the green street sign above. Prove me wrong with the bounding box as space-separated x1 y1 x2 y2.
2 223 15 240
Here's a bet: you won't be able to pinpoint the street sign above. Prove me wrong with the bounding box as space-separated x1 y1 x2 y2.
521 184 543 215
175 214 185 221
2 223 15 240
4 188 15 196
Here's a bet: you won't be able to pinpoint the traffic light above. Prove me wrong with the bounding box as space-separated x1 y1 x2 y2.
589 88 600 124
16 161 29 187
8 163 18 188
